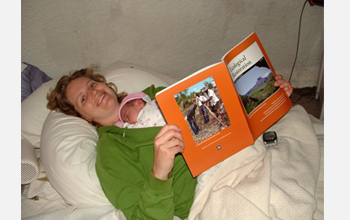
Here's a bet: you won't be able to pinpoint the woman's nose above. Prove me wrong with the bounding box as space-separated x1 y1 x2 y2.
88 88 97 98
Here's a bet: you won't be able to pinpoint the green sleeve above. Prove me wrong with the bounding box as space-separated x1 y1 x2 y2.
142 84 166 100
95 127 176 220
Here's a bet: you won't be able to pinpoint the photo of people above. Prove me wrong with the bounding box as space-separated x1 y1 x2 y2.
174 76 231 144
234 58 279 115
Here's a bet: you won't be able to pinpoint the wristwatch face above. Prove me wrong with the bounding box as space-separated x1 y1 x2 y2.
264 132 276 141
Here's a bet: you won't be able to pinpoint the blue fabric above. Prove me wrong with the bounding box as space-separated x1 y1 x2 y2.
21 62 52 102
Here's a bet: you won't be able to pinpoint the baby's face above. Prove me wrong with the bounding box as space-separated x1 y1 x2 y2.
120 99 144 124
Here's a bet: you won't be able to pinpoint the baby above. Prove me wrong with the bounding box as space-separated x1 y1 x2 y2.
115 92 166 128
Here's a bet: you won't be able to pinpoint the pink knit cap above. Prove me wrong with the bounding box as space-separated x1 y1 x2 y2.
118 92 151 123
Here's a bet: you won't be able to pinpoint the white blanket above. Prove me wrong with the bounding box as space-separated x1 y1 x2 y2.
189 105 324 220
22 105 323 220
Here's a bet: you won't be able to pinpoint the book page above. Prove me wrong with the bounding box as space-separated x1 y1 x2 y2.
222 32 292 139
156 62 254 177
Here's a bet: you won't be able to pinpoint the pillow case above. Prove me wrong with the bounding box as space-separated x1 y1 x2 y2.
21 78 59 148
40 110 110 205
100 61 176 93
37 61 173 205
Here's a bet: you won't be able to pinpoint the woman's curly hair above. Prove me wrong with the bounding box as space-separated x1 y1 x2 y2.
47 67 128 126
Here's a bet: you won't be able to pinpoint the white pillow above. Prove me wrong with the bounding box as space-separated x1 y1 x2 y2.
101 61 176 93
37 61 172 205
40 110 110 205
21 78 59 148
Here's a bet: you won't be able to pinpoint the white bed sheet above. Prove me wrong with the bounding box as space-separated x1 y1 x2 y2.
21 105 324 220
190 105 324 220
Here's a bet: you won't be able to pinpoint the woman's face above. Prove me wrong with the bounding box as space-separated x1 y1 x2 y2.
66 77 120 126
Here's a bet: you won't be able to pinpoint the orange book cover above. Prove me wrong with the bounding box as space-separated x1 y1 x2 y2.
156 32 292 177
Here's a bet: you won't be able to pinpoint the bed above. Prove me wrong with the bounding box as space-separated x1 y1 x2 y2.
21 61 324 220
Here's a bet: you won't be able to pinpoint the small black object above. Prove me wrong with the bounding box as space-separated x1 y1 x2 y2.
263 131 278 147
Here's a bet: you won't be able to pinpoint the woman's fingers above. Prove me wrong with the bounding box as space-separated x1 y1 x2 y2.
161 137 185 153
154 125 184 154
155 124 183 141
152 124 185 180
274 74 293 97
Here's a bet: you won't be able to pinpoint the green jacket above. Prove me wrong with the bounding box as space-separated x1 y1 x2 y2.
96 125 197 220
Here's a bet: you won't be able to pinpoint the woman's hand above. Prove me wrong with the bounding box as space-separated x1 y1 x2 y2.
152 124 185 180
274 74 293 97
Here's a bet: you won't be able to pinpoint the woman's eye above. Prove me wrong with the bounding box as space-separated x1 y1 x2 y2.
90 82 96 89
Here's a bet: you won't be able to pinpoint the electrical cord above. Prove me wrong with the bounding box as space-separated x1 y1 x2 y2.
288 0 308 82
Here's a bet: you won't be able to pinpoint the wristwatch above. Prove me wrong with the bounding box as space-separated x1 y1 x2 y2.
263 131 278 147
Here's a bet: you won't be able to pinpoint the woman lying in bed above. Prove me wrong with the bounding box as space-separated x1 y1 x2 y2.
46 67 293 220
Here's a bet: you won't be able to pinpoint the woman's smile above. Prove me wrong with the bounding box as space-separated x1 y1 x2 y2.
97 92 106 106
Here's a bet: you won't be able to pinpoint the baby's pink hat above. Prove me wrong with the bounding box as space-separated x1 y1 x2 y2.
118 92 151 123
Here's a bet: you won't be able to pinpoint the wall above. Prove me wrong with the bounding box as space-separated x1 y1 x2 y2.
21 0 324 88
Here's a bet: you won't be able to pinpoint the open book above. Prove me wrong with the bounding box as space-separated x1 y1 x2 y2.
155 32 292 177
